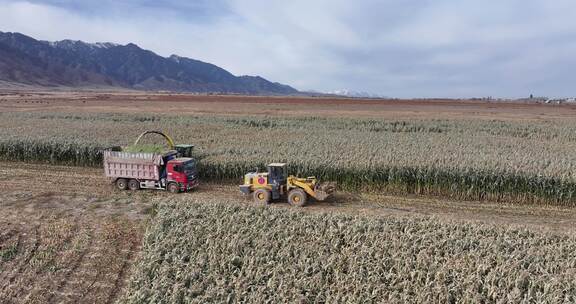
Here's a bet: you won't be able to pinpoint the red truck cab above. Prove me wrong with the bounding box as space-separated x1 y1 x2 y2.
166 158 199 193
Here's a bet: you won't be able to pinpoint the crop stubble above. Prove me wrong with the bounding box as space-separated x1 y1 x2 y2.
0 191 145 303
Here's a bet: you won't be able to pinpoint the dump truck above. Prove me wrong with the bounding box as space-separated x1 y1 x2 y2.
103 131 198 193
239 163 336 206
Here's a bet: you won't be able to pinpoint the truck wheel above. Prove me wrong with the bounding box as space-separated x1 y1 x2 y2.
288 188 307 207
167 182 180 193
128 179 140 191
116 178 128 190
253 189 271 205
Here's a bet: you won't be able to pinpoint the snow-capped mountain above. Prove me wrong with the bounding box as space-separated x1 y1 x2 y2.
330 89 388 98
46 40 120 50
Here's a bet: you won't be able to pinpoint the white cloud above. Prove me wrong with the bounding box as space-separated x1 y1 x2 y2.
1 0 576 97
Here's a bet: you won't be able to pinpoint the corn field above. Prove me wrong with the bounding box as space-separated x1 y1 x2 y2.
3 112 576 205
119 198 576 303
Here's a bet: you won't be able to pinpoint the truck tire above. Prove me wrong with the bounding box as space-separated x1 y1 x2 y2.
128 179 140 191
253 189 271 205
167 182 180 193
287 188 307 207
116 178 128 190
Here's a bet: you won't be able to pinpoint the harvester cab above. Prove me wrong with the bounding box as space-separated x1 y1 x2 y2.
174 144 194 158
239 163 335 207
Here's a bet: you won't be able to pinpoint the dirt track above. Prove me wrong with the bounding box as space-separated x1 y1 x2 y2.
2 162 576 232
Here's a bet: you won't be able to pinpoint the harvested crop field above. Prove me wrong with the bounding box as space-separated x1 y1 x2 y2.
2 91 576 120
0 193 145 304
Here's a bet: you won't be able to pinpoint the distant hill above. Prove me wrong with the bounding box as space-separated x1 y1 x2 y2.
0 31 299 95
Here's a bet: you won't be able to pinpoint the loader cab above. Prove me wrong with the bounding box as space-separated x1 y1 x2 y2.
239 163 287 198
265 163 286 200
267 163 287 186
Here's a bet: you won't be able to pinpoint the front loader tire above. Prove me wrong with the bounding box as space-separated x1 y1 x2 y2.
116 178 128 190
253 189 271 205
288 188 307 207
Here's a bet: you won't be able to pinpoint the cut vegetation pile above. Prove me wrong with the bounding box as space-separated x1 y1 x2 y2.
3 112 576 205
119 199 576 303
122 144 167 154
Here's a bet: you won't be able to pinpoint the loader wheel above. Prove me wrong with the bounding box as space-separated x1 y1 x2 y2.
116 178 128 190
253 189 271 205
288 188 307 207
167 182 180 193
128 179 140 191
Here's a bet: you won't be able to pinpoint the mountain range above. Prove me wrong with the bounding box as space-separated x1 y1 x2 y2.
0 31 298 95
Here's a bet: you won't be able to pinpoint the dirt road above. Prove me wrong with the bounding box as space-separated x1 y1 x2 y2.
1 162 575 303
2 162 575 233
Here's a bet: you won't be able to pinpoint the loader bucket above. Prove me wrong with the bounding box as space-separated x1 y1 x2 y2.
314 182 336 201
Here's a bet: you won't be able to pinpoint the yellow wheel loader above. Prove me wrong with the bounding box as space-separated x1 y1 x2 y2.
239 163 336 207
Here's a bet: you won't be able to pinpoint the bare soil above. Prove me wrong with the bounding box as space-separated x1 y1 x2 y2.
1 91 576 121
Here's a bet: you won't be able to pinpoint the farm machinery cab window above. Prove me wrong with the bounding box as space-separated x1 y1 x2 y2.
268 165 286 182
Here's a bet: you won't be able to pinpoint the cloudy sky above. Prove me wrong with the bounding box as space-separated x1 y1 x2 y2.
0 0 575 97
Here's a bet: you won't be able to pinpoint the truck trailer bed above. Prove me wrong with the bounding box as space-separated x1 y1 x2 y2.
103 150 166 180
